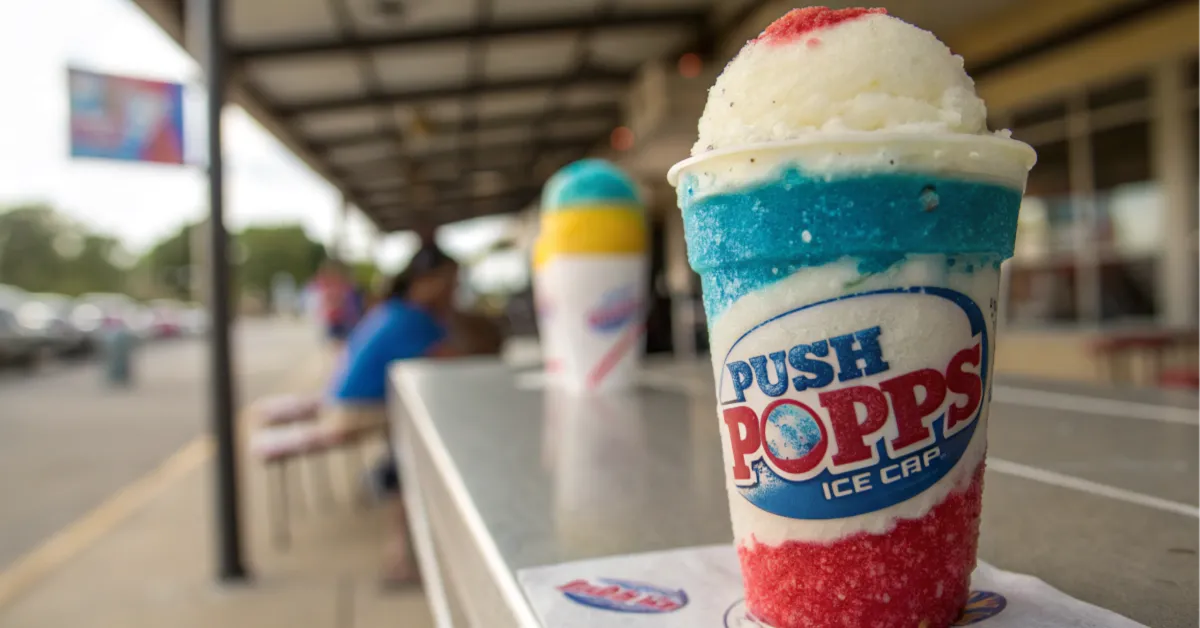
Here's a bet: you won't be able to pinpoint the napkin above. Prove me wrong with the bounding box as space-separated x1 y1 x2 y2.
517 545 1147 627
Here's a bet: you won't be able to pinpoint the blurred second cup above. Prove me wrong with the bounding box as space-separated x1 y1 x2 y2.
535 159 647 394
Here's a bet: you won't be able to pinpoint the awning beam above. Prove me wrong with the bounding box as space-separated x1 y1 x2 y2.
374 194 538 231
310 103 619 149
326 134 598 169
280 68 630 115
234 8 705 60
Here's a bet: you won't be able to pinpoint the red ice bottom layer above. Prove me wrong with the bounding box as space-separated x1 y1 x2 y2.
738 463 986 628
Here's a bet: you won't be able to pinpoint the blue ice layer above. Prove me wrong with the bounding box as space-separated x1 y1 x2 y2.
678 168 1022 321
542 159 641 211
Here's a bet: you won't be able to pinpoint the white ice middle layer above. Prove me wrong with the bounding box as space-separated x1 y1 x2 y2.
671 132 1034 203
708 255 998 547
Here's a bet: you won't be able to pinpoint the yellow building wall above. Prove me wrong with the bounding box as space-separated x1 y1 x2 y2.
995 331 1100 384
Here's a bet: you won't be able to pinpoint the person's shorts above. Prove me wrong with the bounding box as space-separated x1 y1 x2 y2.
324 403 388 434
326 322 352 341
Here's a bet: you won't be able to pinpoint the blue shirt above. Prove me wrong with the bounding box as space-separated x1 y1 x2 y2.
329 299 446 403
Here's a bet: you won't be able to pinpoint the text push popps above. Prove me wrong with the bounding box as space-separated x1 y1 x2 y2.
717 287 991 520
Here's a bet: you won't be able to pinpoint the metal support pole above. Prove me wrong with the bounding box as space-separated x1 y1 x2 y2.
198 0 247 582
331 194 350 263
1152 61 1196 327
1065 94 1100 326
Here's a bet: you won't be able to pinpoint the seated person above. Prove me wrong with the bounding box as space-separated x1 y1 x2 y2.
322 245 462 586
324 247 461 436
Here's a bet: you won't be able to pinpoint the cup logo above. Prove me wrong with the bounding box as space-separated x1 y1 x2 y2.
558 578 687 613
536 296 553 320
587 285 640 333
717 287 989 519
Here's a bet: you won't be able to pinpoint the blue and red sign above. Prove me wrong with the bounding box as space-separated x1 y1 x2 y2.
558 578 687 614
68 68 185 165
718 287 989 520
587 285 640 333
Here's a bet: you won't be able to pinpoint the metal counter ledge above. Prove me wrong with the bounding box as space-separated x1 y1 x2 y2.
388 358 1198 628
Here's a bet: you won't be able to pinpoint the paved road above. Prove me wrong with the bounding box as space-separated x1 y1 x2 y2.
0 318 323 570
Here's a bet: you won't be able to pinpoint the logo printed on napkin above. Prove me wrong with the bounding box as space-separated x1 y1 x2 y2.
955 591 1009 625
558 577 687 613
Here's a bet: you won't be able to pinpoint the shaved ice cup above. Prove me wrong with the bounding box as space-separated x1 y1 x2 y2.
668 133 1035 628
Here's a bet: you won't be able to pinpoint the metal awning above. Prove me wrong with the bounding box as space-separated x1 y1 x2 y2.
133 0 773 232
130 0 1120 232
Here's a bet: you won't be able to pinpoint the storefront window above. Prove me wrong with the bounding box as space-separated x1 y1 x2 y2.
1092 121 1160 252
1018 140 1076 257
1098 182 1165 256
1012 100 1067 128
1005 263 1079 324
1007 132 1080 325
1087 76 1149 110
1091 119 1159 321
996 57 1200 327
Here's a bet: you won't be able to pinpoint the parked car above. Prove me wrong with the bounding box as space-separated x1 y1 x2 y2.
0 284 29 310
0 306 40 369
17 294 93 357
180 304 208 336
74 293 139 333
146 299 185 338
128 304 157 340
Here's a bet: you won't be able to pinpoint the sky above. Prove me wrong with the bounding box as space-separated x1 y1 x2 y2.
0 0 525 283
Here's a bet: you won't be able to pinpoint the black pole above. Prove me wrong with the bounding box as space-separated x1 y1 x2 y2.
199 0 247 582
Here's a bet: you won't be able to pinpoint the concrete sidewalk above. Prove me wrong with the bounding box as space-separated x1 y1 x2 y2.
0 351 436 628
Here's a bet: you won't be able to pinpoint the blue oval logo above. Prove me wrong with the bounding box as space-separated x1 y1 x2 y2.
954 591 1008 625
558 578 687 614
587 286 640 333
716 286 990 520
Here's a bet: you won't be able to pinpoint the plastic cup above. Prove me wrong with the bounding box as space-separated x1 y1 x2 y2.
668 133 1035 628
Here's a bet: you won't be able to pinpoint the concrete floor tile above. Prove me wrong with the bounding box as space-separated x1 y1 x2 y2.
353 580 435 628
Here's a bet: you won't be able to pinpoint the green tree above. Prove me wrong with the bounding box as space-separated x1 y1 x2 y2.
140 222 195 300
350 261 381 293
0 204 125 295
60 235 127 295
235 225 326 306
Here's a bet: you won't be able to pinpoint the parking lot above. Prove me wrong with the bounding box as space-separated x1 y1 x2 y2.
0 317 319 569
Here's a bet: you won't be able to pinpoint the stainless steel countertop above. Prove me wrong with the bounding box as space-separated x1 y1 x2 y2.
392 358 1198 628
